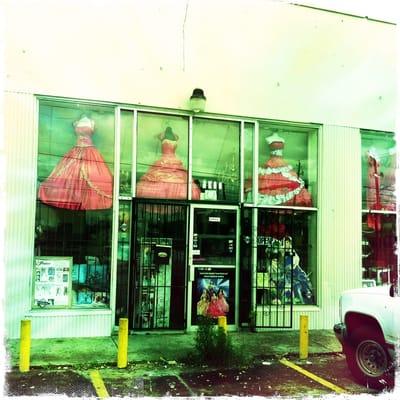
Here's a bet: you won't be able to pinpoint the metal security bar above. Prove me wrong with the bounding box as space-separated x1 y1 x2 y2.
115 201 132 323
250 207 316 328
130 201 187 330
253 209 295 328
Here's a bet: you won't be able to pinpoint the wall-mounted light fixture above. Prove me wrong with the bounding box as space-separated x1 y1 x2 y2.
189 88 206 113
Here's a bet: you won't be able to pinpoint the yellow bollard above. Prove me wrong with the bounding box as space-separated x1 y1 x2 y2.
217 316 227 334
19 319 31 372
117 318 129 368
299 315 309 360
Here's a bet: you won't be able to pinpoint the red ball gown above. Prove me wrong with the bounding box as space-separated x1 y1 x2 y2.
136 130 201 200
38 117 113 210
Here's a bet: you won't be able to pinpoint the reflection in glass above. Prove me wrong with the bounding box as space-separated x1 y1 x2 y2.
362 131 396 213
120 110 133 195
192 119 240 202
34 203 112 308
362 214 397 286
192 209 236 265
243 123 254 203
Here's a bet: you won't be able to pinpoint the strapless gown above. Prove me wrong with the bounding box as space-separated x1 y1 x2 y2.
38 127 113 210
137 139 201 199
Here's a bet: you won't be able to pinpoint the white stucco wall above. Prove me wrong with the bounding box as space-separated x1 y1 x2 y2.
4 0 396 131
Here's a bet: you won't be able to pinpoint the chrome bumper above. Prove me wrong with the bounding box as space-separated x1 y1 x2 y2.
333 322 347 345
334 323 395 360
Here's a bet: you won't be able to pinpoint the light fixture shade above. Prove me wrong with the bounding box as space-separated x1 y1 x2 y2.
189 88 206 112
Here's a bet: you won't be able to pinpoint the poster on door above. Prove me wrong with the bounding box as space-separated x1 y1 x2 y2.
192 267 235 325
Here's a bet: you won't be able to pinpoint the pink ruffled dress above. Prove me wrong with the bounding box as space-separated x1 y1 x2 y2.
245 136 312 207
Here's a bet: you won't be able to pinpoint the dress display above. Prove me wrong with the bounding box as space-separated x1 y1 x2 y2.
364 148 397 285
136 127 201 199
380 147 396 208
365 148 396 231
38 116 113 210
245 134 312 206
282 242 314 305
366 148 382 231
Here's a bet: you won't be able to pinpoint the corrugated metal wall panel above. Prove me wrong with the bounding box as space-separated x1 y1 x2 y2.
318 125 362 328
26 312 112 338
5 91 38 339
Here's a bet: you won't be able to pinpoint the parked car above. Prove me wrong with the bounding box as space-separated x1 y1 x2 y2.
333 284 399 389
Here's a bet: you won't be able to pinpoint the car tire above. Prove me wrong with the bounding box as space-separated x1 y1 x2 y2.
344 327 394 390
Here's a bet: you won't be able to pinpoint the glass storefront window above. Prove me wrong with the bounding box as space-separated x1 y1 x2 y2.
192 118 240 202
362 214 397 286
136 112 191 199
361 130 397 287
255 209 317 308
34 100 114 308
246 123 317 207
361 130 396 211
192 208 237 266
243 122 254 203
120 110 133 195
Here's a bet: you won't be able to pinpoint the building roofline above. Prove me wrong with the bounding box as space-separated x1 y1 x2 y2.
290 2 397 25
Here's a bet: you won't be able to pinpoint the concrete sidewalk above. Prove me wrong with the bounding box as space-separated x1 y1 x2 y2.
5 329 341 369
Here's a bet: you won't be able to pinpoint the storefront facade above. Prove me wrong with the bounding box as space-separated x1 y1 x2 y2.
4 1 397 338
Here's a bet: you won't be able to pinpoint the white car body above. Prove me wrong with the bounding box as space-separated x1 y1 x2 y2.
334 284 399 389
339 285 400 352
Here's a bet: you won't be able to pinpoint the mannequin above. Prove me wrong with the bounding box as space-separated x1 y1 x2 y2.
245 133 312 206
282 236 314 305
136 127 201 199
38 115 113 210
365 148 381 231
380 147 396 210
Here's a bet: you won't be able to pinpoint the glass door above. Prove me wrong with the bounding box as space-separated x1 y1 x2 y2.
187 205 239 330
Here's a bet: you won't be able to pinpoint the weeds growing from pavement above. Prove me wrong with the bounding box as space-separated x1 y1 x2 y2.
191 316 238 366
